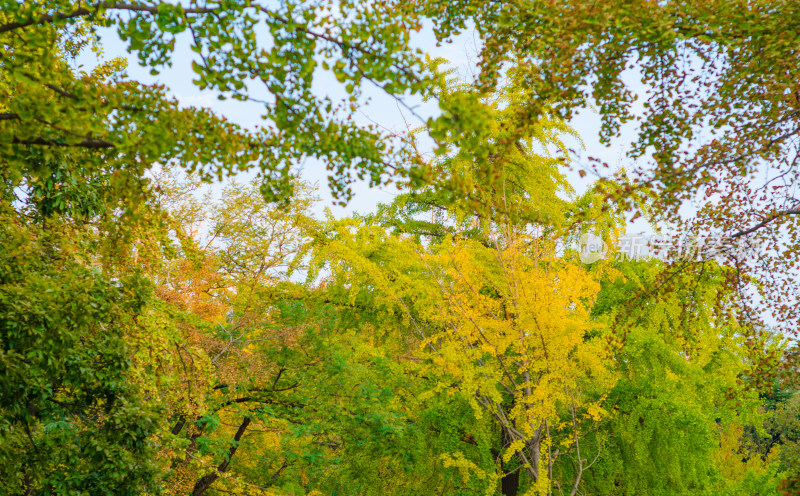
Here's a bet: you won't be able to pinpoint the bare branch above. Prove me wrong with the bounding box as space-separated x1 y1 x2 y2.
730 208 800 239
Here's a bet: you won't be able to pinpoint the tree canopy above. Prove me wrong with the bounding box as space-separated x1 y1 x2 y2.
1 1 799 495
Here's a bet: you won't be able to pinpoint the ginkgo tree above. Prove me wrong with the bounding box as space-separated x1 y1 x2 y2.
304 66 792 496
302 74 615 496
419 234 614 496
581 257 785 496
0 0 439 206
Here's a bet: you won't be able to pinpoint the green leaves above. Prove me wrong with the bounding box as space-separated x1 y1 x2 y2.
0 0 438 204
0 206 163 495
582 258 783 495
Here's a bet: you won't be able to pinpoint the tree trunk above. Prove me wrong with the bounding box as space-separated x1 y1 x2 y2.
191 416 251 496
495 426 521 496
501 468 520 496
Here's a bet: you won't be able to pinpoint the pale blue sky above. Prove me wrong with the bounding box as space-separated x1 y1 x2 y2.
74 17 788 330
82 22 647 227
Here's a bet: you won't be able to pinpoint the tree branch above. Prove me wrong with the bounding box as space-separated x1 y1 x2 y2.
11 136 114 148
730 208 800 239
191 416 251 496
0 6 93 34
0 2 216 35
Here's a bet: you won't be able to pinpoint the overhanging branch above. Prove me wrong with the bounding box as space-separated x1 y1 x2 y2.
0 2 216 35
11 136 114 148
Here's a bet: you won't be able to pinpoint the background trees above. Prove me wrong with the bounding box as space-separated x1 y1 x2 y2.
0 204 164 494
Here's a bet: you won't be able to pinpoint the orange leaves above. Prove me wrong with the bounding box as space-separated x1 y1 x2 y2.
155 252 230 325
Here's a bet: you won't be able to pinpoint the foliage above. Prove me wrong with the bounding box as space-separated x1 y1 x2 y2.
583 259 783 496
0 203 165 494
0 0 437 205
432 0 800 375
3 2 800 494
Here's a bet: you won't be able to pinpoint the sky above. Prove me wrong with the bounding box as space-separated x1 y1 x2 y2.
70 11 789 331
80 18 650 237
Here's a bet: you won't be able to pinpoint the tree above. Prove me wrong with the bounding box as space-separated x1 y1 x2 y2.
422 0 800 378
304 76 618 495
0 0 439 204
143 173 457 496
584 258 784 496
0 163 172 495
